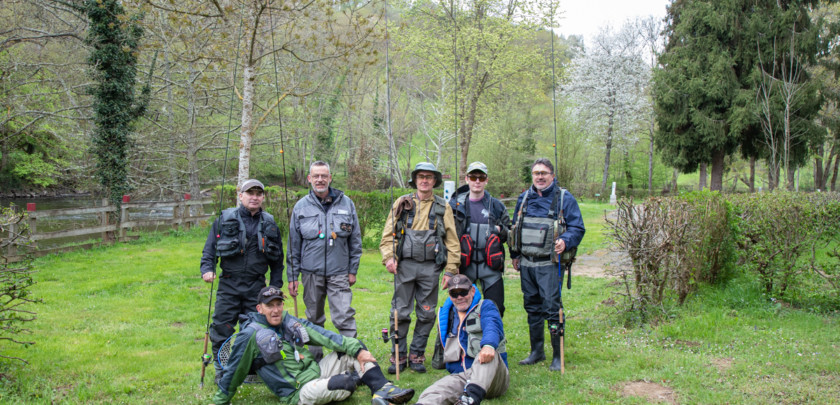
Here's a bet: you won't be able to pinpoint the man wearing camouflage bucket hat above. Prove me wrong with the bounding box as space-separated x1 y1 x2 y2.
212 286 415 405
380 162 460 374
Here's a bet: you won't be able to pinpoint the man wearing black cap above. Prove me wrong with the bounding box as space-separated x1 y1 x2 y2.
449 161 511 317
379 162 460 374
212 286 414 405
200 179 284 381
415 274 509 405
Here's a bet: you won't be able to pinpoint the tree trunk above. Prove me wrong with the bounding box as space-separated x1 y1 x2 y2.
237 63 257 189
749 155 755 193
648 130 654 196
710 148 724 191
699 162 707 191
787 166 796 192
831 152 839 191
815 144 824 191
601 110 615 195
671 168 679 194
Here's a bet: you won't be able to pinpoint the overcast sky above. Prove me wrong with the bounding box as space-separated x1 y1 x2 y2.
556 0 671 44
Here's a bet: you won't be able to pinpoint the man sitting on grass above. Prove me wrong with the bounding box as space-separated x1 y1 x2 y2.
415 274 509 405
211 286 414 405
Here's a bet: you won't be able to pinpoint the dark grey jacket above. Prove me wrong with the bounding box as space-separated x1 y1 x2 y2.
287 188 362 281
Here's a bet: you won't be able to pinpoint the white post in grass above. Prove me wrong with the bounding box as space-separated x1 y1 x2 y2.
609 182 617 205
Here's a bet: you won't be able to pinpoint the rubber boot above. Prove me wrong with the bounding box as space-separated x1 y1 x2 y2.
549 333 563 371
518 320 545 365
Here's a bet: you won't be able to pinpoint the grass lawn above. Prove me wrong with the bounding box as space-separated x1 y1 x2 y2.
1 203 839 404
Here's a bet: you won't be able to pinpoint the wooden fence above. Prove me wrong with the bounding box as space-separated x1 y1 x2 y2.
3 197 213 262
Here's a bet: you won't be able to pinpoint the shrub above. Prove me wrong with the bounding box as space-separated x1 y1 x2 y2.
729 192 840 307
606 191 737 322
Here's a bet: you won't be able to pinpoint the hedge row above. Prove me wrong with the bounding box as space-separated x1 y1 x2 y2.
608 191 840 320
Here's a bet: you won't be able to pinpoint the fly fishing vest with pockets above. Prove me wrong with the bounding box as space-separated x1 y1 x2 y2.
443 299 507 362
393 194 448 270
215 208 282 261
509 187 577 266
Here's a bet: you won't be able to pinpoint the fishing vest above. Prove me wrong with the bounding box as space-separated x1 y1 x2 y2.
215 208 282 261
510 186 574 264
455 193 493 264
394 194 448 268
462 300 507 359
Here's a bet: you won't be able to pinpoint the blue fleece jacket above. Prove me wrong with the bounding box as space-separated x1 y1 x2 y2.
437 286 508 374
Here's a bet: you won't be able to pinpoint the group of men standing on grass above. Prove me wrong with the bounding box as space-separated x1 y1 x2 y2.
199 158 585 405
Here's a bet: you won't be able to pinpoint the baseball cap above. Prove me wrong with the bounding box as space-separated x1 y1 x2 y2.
449 274 472 291
241 179 265 192
258 285 285 304
466 161 488 175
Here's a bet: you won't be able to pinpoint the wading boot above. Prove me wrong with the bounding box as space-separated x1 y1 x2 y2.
549 333 563 371
387 356 407 374
408 353 427 373
518 322 545 365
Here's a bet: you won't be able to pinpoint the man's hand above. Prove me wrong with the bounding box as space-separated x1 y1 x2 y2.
512 258 520 272
441 273 452 289
477 345 496 364
356 349 377 365
348 274 357 286
202 272 215 283
554 238 566 255
385 258 398 274
288 281 299 297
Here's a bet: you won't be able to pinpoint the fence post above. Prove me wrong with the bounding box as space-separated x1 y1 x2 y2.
101 198 112 243
26 203 37 250
7 204 16 257
183 194 192 230
172 201 181 231
120 204 128 242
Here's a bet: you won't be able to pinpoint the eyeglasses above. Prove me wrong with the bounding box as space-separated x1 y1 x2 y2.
309 174 330 180
416 174 436 181
449 289 470 298
531 171 552 177
468 174 487 182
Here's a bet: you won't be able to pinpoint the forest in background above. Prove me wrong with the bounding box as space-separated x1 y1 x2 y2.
2 0 840 202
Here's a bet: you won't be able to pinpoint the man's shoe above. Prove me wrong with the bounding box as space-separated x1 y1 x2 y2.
372 382 415 404
408 353 426 373
518 349 546 365
386 361 407 374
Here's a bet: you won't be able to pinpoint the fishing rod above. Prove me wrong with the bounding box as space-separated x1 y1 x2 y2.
200 11 245 390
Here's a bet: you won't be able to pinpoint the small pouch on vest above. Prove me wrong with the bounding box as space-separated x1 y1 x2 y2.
459 234 473 268
254 328 284 364
485 233 505 272
443 334 461 363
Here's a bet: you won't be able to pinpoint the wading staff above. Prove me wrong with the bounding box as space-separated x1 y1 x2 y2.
200 9 244 390
394 309 400 381
558 305 565 374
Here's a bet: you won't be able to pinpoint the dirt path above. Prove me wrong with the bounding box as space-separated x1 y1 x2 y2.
503 248 628 279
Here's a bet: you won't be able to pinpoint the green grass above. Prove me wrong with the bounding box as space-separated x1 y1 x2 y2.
1 208 839 404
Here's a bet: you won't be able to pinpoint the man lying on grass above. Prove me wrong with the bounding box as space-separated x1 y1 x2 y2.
211 286 414 405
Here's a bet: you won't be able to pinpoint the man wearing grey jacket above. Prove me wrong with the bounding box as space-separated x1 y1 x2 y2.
287 161 362 360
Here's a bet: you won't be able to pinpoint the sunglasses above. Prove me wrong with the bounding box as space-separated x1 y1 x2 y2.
449 289 470 298
262 287 283 297
468 174 487 182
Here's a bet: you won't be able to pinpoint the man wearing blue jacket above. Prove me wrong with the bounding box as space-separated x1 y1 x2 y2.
287 161 362 360
415 274 509 405
510 158 585 371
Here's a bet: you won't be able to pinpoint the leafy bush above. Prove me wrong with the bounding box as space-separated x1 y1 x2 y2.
729 192 840 308
0 207 42 364
606 191 737 323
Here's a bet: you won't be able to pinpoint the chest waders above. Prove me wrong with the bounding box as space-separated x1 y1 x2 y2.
510 187 576 289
